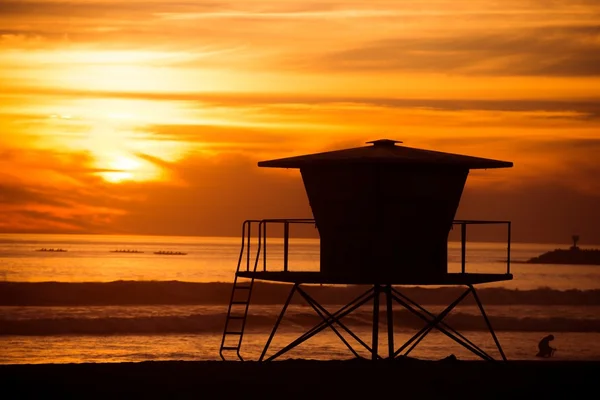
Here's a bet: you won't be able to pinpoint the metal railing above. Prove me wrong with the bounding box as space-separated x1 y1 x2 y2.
236 219 512 276
452 220 512 275
236 219 316 275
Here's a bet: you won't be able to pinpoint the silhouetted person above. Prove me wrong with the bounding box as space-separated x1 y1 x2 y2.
536 334 555 357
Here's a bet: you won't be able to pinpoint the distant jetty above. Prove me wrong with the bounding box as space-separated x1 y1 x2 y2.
526 235 600 265
35 248 67 252
153 251 187 256
526 248 600 265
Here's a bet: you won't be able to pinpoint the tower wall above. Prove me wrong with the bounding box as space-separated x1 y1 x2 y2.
300 165 468 280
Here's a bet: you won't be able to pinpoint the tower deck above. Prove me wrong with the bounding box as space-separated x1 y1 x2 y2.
237 271 512 285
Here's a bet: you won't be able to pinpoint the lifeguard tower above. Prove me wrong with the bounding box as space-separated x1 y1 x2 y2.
220 139 513 362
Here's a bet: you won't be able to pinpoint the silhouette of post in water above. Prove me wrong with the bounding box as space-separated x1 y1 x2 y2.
571 235 580 250
220 139 514 362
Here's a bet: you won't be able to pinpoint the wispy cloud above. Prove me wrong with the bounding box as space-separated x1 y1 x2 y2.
317 25 600 76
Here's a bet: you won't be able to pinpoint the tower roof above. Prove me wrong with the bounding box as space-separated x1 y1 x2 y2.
258 139 513 169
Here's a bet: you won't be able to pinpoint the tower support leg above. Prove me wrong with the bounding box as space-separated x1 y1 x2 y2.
263 286 376 361
296 287 375 355
391 287 490 360
470 285 507 361
385 284 394 359
391 287 472 358
390 286 505 361
372 284 380 361
255 283 506 362
296 286 361 359
259 283 298 361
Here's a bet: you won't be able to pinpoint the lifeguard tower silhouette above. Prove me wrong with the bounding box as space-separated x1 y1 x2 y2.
220 139 513 362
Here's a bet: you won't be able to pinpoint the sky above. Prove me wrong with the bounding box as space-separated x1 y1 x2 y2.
1 0 599 244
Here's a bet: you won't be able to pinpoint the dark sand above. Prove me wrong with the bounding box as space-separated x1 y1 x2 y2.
1 359 597 399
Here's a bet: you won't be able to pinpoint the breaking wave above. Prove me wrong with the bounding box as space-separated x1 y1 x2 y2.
2 281 600 306
1 309 599 336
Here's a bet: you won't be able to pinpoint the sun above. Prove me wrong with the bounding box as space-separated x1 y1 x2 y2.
96 150 175 184
101 155 142 183
44 98 190 184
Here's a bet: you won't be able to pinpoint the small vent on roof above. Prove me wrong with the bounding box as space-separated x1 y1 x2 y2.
366 139 403 147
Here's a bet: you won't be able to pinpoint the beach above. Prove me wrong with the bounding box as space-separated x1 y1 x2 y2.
1 359 597 399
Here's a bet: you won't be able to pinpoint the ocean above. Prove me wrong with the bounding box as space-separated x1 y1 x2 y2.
1 233 599 364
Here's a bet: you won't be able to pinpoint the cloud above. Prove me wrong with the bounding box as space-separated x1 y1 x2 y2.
318 25 600 77
9 87 587 134
142 124 300 147
0 146 133 233
0 1 223 18
2 1 598 70
0 140 598 243
457 180 600 244
102 152 314 236
0 184 69 208
0 181 127 234
5 85 600 118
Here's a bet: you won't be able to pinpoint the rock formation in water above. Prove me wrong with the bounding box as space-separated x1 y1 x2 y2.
527 236 600 265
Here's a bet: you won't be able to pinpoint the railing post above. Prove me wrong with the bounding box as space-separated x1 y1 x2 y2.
263 222 267 272
372 284 380 361
246 222 251 271
461 222 467 274
283 221 289 272
507 221 511 275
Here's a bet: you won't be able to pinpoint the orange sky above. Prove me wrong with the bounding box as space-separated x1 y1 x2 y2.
1 0 599 244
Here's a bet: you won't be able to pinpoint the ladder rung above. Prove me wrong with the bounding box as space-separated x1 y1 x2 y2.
228 316 244 319
225 331 243 335
231 301 249 305
221 347 239 351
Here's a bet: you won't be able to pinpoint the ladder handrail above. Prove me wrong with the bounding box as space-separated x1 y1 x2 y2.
234 221 265 359
219 219 265 361
219 221 249 360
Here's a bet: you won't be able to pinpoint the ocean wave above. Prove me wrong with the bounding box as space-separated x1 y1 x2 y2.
1 281 600 306
1 309 599 336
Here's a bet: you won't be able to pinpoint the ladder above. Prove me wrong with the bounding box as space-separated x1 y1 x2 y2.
219 220 262 361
